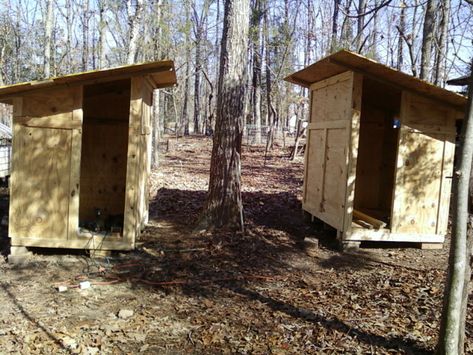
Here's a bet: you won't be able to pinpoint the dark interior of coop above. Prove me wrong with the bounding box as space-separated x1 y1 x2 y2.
78 79 131 235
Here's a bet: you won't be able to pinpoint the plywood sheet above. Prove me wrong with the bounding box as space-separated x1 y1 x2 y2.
303 72 359 232
391 92 456 235
10 126 71 240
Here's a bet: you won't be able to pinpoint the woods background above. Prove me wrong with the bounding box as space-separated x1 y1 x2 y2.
0 0 472 157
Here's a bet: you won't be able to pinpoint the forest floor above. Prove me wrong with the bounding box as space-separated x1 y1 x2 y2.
0 136 471 354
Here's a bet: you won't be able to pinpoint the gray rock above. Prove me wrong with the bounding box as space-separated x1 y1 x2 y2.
118 309 134 319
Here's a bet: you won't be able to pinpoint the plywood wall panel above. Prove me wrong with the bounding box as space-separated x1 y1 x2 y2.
10 126 72 240
391 92 457 235
303 71 360 232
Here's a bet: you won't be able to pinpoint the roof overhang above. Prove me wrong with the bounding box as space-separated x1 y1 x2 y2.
447 75 472 87
0 60 177 102
285 50 467 110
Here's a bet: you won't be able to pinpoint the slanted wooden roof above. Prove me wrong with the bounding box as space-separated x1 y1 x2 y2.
447 75 472 86
285 50 466 109
0 60 176 101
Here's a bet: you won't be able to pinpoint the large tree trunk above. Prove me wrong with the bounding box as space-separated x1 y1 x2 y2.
43 0 53 78
420 0 436 81
437 66 473 355
433 0 450 86
127 0 144 64
199 0 250 231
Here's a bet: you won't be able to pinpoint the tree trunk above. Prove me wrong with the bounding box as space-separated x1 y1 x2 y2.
194 23 202 134
65 0 73 70
397 1 406 70
433 0 450 86
251 0 263 144
330 0 341 52
43 0 53 78
152 90 160 168
82 0 89 71
340 0 353 48
355 0 366 52
182 0 192 136
199 0 250 231
370 0 380 59
127 0 144 64
264 2 274 151
437 65 473 355
97 0 107 69
420 0 436 81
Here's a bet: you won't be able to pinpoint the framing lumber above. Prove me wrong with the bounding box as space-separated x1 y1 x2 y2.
353 209 386 229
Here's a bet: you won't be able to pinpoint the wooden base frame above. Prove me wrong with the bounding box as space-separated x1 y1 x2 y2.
304 207 445 248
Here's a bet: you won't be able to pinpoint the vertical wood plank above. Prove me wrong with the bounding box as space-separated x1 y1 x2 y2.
302 90 313 204
8 98 23 241
67 86 83 240
436 109 456 235
342 72 363 234
123 77 143 247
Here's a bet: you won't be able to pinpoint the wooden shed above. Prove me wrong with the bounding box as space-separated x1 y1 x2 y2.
285 50 467 248
0 61 176 251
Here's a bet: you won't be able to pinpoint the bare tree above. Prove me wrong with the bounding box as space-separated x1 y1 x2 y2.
82 0 90 71
438 66 473 355
97 0 107 69
199 0 250 230
420 0 436 80
397 0 406 70
434 0 450 86
182 0 192 136
127 0 144 64
250 0 263 144
330 0 341 51
43 0 53 78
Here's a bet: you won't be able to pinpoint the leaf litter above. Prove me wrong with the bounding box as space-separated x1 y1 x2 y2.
0 136 471 354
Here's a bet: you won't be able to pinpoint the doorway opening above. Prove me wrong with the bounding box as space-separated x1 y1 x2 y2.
353 78 401 229
78 79 131 236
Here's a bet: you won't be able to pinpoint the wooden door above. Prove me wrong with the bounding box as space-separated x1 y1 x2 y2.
10 126 72 241
391 92 457 236
9 87 82 245
303 71 362 232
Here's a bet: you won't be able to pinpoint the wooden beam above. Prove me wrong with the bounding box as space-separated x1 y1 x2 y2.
353 209 387 229
328 57 465 111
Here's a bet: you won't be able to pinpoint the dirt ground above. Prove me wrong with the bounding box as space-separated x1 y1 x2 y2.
0 136 471 354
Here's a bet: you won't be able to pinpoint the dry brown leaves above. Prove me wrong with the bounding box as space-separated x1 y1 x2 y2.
0 136 471 354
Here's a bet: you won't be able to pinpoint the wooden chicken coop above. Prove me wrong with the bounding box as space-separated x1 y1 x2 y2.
0 61 176 252
285 50 467 248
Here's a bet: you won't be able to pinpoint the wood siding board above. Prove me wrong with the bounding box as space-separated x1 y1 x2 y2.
391 92 453 236
346 227 445 243
11 237 134 250
304 72 354 231
123 77 143 247
10 127 72 241
342 72 362 234
67 86 83 240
